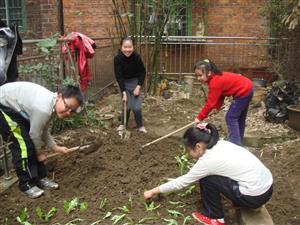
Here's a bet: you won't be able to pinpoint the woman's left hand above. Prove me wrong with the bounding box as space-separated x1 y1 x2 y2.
133 85 141 96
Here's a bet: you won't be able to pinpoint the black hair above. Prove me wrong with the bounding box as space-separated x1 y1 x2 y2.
194 59 222 76
120 36 135 46
182 123 219 150
59 85 84 108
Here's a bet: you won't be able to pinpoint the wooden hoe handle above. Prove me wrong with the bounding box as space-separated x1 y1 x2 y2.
141 121 195 148
47 144 91 159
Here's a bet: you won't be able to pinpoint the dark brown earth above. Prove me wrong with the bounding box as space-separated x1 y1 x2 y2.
0 90 299 225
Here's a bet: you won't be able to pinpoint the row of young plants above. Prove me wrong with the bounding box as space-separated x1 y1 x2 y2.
1 146 195 225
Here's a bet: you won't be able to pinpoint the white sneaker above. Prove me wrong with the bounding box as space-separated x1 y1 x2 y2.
39 177 59 190
24 186 44 199
117 125 125 131
138 126 147 133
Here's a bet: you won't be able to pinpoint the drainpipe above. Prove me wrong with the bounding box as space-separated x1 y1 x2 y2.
57 0 64 35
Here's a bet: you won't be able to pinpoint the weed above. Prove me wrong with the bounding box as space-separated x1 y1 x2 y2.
16 208 32 225
99 197 108 210
36 207 57 222
183 215 192 225
111 214 126 225
144 201 160 211
168 201 186 208
167 209 184 218
175 153 188 175
79 202 88 212
64 198 79 214
178 185 196 197
162 218 178 225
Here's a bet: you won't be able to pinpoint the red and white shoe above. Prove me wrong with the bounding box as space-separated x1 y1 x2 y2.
192 212 225 225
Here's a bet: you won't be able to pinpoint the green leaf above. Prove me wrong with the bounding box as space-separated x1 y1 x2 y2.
111 214 126 225
103 211 112 220
167 209 184 218
35 207 43 220
79 202 88 212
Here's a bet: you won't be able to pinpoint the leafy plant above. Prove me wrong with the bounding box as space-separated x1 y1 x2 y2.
183 215 192 225
16 208 32 225
168 201 186 208
99 197 108 210
178 185 196 197
167 209 184 218
79 202 88 212
36 207 57 222
64 198 79 214
144 201 160 211
162 218 178 225
175 153 188 175
111 214 126 225
116 205 130 213
1 218 9 225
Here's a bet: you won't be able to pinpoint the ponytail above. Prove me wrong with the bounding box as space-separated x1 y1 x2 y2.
182 123 219 149
194 59 222 76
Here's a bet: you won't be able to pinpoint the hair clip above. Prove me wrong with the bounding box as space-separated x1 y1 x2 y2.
196 123 208 130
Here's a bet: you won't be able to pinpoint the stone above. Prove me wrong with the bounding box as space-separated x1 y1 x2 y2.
237 206 274 225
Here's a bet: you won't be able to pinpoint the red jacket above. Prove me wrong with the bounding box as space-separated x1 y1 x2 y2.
197 72 253 120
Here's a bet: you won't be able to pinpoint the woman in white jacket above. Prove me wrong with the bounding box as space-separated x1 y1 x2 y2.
144 123 273 225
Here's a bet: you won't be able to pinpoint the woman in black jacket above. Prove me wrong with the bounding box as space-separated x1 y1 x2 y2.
114 36 147 133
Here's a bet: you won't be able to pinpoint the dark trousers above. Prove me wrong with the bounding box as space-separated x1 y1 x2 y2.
200 175 273 219
226 90 253 146
0 105 47 191
121 78 143 128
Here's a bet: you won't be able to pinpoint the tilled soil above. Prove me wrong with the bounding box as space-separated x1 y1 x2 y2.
0 92 299 225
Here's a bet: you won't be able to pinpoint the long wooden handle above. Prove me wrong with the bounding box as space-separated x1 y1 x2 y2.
141 121 195 148
47 144 91 159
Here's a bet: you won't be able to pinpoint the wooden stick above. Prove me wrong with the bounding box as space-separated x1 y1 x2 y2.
141 121 195 148
47 144 91 159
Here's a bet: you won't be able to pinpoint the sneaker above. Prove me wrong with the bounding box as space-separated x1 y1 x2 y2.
138 126 147 133
117 125 125 131
23 186 44 199
39 177 59 190
192 212 225 225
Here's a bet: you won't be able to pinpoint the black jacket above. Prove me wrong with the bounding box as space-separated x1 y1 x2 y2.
114 51 146 92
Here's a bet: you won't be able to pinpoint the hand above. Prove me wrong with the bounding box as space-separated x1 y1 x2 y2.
194 118 200 123
122 92 127 102
144 187 160 200
52 145 69 155
37 152 47 162
133 85 141 96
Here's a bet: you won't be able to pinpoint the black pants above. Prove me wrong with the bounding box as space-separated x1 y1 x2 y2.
0 105 47 191
200 175 273 219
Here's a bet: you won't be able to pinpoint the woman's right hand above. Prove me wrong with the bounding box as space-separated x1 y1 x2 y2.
122 92 127 102
144 187 160 200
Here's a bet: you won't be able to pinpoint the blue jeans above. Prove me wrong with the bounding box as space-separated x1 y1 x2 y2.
225 90 253 146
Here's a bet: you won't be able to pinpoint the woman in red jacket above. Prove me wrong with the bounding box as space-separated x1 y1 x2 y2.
194 59 253 146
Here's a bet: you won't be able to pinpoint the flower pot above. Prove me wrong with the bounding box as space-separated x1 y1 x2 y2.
287 105 300 131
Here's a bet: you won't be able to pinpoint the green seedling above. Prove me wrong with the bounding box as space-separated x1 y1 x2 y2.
183 215 192 225
117 205 130 213
16 208 32 225
64 198 79 214
175 153 189 175
111 214 126 225
1 218 9 225
36 207 57 222
79 202 88 212
167 209 184 218
99 197 108 210
128 193 133 208
137 217 159 224
103 211 112 219
168 201 186 208
162 218 178 225
64 218 84 225
144 201 161 212
178 185 196 197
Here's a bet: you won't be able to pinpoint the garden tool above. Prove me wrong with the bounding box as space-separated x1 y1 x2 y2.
119 101 131 140
141 107 224 148
47 144 92 159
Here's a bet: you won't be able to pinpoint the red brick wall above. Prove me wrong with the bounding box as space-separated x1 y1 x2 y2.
206 0 268 37
63 0 115 38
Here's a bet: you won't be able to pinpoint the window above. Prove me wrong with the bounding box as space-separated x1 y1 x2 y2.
0 0 24 31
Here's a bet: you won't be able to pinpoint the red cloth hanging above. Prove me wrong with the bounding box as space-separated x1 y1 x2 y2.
62 32 95 92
